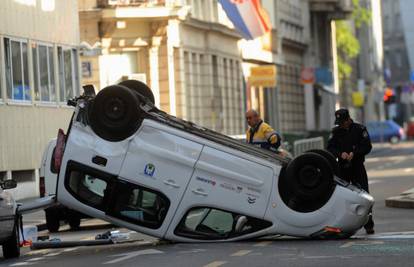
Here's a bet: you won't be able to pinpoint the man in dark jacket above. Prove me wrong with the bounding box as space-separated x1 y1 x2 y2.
327 108 375 234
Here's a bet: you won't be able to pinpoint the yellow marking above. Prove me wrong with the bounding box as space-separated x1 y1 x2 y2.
254 241 273 247
231 250 252 256
341 241 384 248
25 249 51 256
203 261 227 267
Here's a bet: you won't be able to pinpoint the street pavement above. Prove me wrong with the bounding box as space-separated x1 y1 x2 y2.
2 141 414 266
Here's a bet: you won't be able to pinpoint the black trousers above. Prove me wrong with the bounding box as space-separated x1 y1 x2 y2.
340 162 374 230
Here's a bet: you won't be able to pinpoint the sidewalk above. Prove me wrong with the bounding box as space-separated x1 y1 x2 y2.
386 188 414 209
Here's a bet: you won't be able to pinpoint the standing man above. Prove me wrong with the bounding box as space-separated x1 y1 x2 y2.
327 108 374 234
245 109 281 152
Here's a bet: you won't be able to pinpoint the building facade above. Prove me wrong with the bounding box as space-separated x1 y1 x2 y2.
0 0 81 199
79 0 245 135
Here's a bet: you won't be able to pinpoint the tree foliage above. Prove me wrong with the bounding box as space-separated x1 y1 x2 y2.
335 0 371 80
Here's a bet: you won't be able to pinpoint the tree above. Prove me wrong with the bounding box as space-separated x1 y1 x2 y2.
335 0 371 81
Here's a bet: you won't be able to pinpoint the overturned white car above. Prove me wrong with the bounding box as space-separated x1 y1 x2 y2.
53 80 374 242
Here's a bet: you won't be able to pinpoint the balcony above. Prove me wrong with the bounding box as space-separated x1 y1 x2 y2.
309 0 353 19
97 0 166 8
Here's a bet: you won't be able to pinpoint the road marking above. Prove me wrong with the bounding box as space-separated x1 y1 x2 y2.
341 241 384 248
404 168 413 173
179 248 206 254
231 250 251 257
103 249 163 264
9 263 35 266
45 252 62 257
254 241 272 247
203 261 227 267
63 247 78 252
26 257 45 262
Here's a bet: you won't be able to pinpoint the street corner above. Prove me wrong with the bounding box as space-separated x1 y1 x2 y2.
385 188 414 209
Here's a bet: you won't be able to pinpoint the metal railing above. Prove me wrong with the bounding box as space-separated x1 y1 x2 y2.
293 137 325 157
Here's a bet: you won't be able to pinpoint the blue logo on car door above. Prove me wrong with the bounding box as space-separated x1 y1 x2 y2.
144 163 156 177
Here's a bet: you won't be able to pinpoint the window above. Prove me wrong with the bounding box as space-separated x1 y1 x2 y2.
175 207 272 240
67 170 109 210
108 180 170 229
4 38 30 101
32 43 56 102
58 46 80 102
65 161 170 230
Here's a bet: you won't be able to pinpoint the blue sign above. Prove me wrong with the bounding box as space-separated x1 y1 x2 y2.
315 68 333 86
410 70 414 84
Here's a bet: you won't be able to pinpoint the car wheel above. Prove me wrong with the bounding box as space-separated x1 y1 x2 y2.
89 85 143 142
390 136 400 144
306 149 339 176
45 209 60 233
118 79 155 105
2 216 20 259
279 152 335 213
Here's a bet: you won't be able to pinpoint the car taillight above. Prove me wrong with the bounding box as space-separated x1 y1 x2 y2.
399 128 404 137
39 176 45 197
54 129 66 172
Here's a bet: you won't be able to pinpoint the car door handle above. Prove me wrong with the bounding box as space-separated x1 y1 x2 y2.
163 180 180 188
191 189 208 196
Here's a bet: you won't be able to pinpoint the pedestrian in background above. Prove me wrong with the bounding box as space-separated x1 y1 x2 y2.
245 109 281 152
327 108 375 234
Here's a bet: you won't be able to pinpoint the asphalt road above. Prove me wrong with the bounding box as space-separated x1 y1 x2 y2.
2 142 414 267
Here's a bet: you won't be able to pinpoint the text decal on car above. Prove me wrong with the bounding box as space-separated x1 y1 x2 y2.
144 163 156 177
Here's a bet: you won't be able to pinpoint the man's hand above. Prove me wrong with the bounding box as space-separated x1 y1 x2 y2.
347 152 354 161
341 152 349 160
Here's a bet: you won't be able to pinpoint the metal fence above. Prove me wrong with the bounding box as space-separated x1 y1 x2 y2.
293 137 325 157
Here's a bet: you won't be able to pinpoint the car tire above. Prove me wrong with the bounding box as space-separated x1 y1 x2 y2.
89 85 143 142
118 79 155 105
279 152 335 213
45 209 60 233
2 216 20 259
306 149 339 176
390 136 400 144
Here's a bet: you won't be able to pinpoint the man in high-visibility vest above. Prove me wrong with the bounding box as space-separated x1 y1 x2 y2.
245 109 281 152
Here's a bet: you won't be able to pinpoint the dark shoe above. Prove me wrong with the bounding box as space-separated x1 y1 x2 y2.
365 228 375 235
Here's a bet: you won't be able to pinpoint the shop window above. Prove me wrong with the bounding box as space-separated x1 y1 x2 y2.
175 207 272 240
33 43 56 102
4 38 30 101
58 47 80 102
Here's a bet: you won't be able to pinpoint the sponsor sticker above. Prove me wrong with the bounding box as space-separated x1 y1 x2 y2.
196 176 216 186
247 197 256 204
144 163 156 177
220 183 243 193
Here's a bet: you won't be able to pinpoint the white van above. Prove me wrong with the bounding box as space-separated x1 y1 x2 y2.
40 139 86 232
53 80 374 241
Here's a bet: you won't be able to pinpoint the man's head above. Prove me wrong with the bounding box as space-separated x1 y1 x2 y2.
246 109 261 128
335 108 352 128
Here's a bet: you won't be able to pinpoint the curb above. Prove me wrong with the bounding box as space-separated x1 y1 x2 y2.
385 196 414 209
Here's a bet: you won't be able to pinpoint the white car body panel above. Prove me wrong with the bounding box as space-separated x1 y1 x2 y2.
40 139 57 196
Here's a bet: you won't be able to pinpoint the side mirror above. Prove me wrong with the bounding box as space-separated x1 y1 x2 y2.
1 179 17 190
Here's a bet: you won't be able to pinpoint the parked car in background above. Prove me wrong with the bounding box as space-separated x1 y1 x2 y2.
406 117 414 139
40 139 87 232
366 120 406 144
0 179 20 258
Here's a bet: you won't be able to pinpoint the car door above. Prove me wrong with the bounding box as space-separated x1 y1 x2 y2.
166 146 274 241
113 124 203 237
